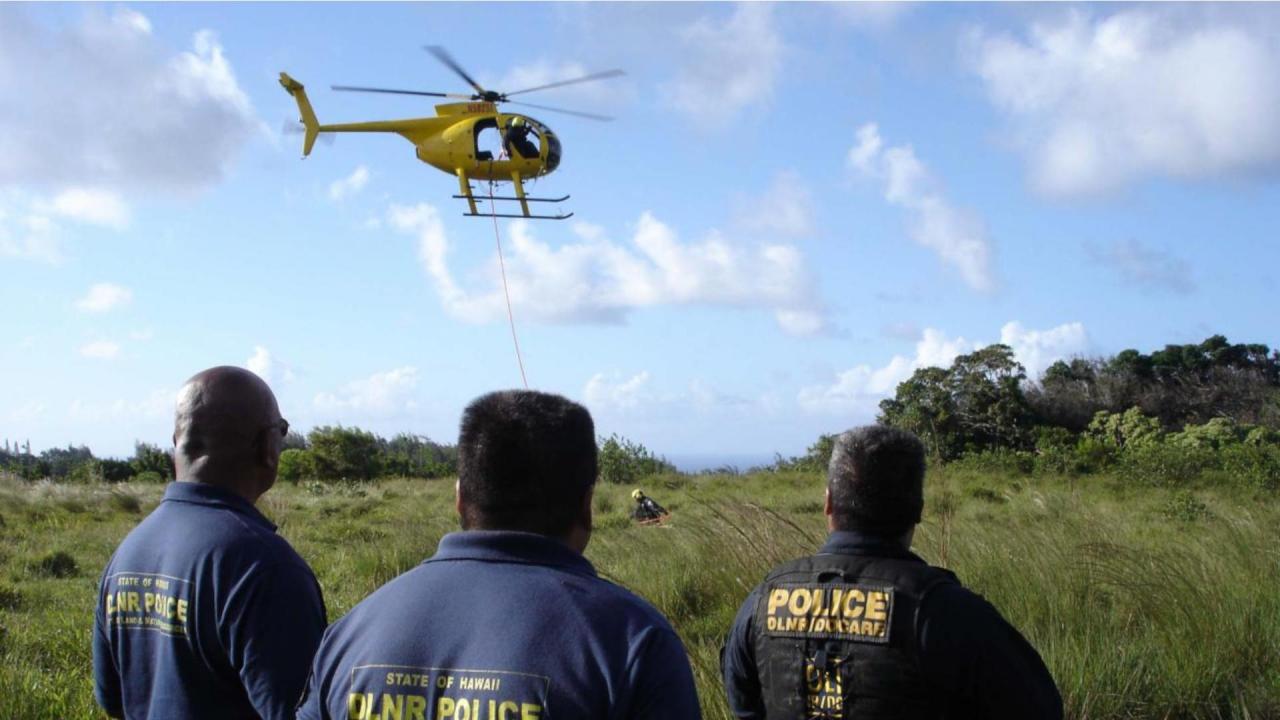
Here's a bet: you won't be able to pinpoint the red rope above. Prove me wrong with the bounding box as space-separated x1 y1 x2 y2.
488 183 529 389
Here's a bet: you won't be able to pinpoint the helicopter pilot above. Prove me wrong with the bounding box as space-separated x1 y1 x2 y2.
505 117 540 160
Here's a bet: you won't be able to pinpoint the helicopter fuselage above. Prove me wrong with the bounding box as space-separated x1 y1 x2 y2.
314 102 561 183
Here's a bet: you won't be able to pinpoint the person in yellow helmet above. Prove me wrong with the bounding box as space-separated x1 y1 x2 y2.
631 488 668 523
505 116 539 159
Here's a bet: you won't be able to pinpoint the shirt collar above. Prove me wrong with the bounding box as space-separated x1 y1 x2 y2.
429 530 597 578
820 530 920 561
162 481 277 532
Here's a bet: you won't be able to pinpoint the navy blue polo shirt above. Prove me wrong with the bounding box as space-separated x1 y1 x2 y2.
721 531 1062 720
93 481 327 720
297 530 702 720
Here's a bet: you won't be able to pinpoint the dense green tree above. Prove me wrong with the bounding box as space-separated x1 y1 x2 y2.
598 435 674 485
879 367 958 460
948 344 1033 451
130 442 174 480
308 425 381 481
378 433 456 478
277 449 317 483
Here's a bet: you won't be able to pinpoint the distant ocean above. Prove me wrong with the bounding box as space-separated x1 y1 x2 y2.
665 453 781 473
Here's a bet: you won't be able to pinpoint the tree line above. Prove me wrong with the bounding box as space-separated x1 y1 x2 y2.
0 428 459 484
874 334 1280 487
0 427 678 486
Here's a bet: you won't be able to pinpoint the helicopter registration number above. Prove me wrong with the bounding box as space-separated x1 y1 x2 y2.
468 102 497 113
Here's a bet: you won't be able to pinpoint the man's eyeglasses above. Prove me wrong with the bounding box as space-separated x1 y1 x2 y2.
265 419 290 438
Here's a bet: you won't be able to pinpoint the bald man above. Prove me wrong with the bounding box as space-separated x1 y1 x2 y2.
93 367 326 720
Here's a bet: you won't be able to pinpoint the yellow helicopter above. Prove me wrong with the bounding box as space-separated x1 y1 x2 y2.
280 46 622 220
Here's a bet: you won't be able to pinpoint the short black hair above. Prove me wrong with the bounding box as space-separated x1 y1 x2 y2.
457 390 598 537
827 425 926 534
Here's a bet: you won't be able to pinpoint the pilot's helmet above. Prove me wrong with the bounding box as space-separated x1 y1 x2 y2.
508 116 526 130
631 489 644 502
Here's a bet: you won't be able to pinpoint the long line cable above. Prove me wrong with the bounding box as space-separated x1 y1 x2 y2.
487 181 529 389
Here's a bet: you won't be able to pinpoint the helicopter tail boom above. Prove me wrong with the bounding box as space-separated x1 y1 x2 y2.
279 73 321 157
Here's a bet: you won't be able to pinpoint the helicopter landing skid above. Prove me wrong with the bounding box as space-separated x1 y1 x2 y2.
454 192 573 221
464 210 574 220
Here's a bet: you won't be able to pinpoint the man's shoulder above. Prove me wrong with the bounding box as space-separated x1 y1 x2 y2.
116 500 310 576
582 574 679 633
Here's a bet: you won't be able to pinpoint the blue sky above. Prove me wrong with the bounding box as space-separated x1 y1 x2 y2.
2 3 1278 466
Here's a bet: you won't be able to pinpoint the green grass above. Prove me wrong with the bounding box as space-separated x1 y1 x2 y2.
1 470 1278 719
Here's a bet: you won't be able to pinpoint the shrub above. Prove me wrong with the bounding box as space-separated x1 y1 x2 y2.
1244 426 1280 447
1117 443 1216 487
309 426 381 482
1170 418 1245 449
66 460 103 484
598 435 674 485
1162 490 1210 522
99 458 134 483
1086 407 1163 448
950 448 1035 476
34 551 78 578
108 491 142 514
1071 437 1118 474
1218 443 1280 491
278 449 317 484
130 442 174 480
130 471 164 484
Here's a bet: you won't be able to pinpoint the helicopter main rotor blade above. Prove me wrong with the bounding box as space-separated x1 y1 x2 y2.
504 69 626 97
425 45 487 96
505 100 614 122
331 85 470 99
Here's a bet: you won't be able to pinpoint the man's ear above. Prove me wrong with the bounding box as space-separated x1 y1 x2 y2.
455 479 465 528
580 484 595 533
258 429 278 470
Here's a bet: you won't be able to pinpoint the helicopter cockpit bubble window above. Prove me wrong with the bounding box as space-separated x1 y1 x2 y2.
505 116 543 160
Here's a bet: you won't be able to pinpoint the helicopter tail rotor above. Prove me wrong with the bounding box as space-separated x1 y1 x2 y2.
279 72 322 157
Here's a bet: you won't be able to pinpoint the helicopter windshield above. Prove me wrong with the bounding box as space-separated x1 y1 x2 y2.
520 116 560 172
505 116 547 160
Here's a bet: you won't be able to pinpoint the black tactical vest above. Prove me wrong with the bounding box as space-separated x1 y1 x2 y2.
750 551 958 720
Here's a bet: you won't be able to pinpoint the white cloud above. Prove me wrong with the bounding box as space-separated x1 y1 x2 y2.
246 345 296 385
663 3 783 128
849 123 996 292
0 195 62 263
68 387 174 423
79 340 121 360
0 7 258 191
1086 238 1195 295
247 346 273 380
584 371 652 412
328 166 370 202
45 188 130 229
798 321 1088 414
999 321 1089 379
76 283 133 313
314 367 419 416
735 170 814 238
387 204 827 335
967 8 1280 197
831 2 914 30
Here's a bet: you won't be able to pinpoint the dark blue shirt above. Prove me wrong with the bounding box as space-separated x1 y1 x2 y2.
297 530 702 720
93 481 327 720
721 531 1063 720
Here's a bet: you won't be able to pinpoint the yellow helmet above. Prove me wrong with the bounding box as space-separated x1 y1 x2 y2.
509 116 526 129
631 489 644 501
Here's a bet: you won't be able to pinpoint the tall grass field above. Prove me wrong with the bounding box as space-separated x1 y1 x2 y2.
1 468 1277 719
